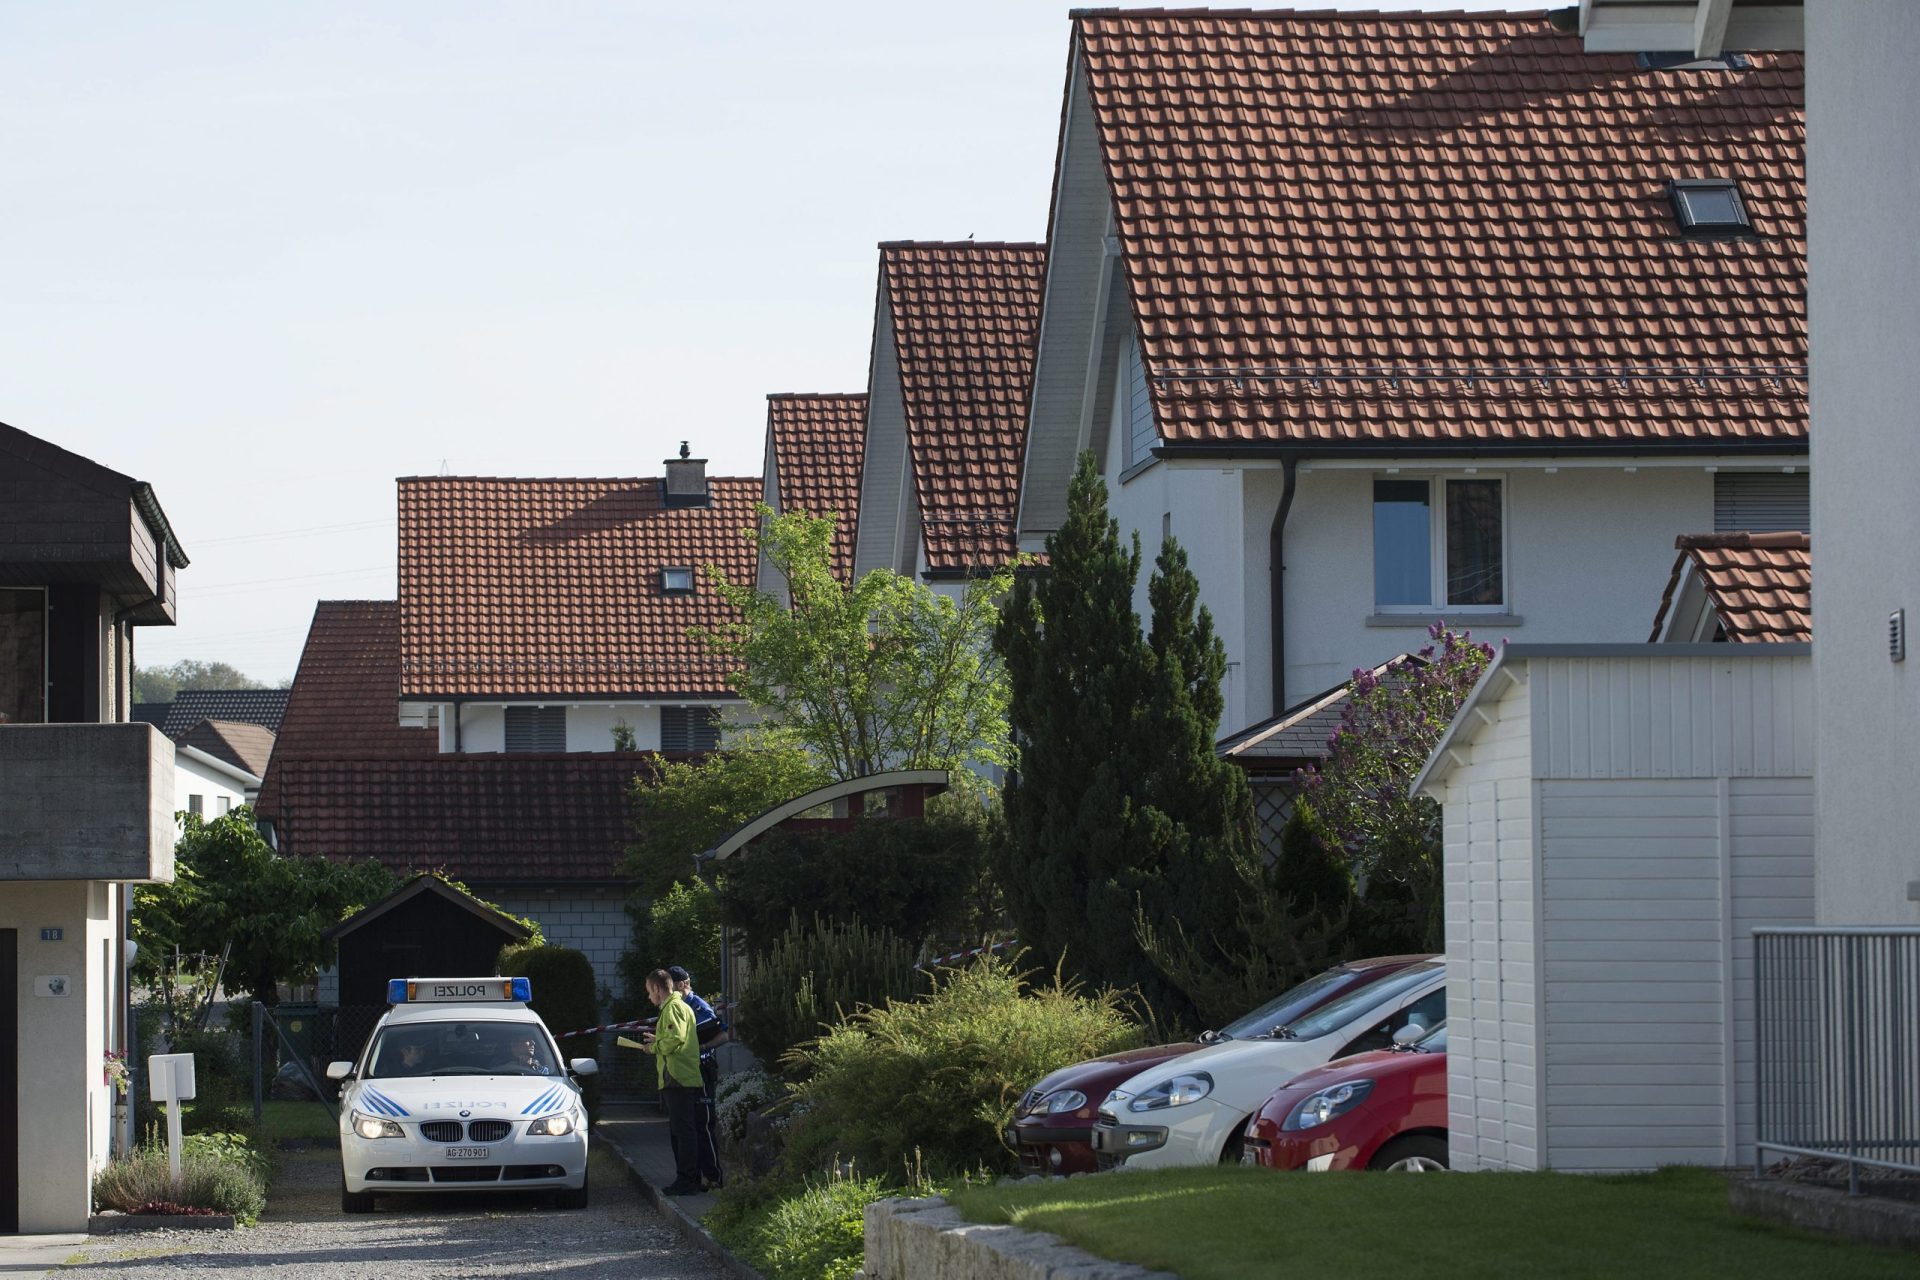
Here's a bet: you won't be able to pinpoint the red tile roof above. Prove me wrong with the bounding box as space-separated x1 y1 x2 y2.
1074 9 1806 451
257 598 673 882
397 476 761 699
882 242 1046 575
1650 532 1810 643
176 719 276 779
767 394 867 580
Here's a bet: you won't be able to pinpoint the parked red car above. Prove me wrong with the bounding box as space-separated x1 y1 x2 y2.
1245 1022 1448 1172
1009 955 1432 1175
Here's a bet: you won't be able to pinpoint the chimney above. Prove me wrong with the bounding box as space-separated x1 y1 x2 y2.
662 441 709 508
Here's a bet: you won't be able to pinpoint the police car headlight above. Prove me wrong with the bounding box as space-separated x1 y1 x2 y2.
527 1111 576 1137
352 1111 404 1139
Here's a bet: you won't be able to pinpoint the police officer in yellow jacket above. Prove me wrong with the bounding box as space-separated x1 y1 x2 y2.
639 968 714 1194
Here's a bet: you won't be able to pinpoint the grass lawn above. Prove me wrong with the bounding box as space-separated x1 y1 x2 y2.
254 1099 338 1143
951 1166 1914 1280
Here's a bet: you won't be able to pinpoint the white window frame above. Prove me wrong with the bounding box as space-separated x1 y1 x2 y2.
1371 471 1510 613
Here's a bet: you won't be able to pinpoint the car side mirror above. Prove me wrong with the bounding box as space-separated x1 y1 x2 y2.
326 1061 355 1081
569 1057 599 1077
1391 1024 1426 1047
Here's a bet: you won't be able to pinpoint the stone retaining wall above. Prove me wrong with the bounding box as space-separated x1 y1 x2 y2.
862 1195 1178 1280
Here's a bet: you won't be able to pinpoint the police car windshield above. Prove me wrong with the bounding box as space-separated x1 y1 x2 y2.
365 1021 560 1078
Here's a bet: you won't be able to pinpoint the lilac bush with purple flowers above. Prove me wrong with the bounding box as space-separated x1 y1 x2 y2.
1295 623 1494 947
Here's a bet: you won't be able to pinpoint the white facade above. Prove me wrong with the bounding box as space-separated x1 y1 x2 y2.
1807 0 1920 925
174 746 258 823
398 701 736 755
1417 644 1814 1172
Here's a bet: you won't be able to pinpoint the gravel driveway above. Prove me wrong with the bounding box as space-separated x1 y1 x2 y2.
48 1144 729 1279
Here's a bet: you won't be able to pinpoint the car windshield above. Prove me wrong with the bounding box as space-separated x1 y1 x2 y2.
1408 1023 1447 1053
364 1021 560 1078
1276 963 1442 1042
1220 966 1368 1039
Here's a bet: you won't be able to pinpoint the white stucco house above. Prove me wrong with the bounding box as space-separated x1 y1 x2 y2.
171 718 272 824
1012 9 1808 748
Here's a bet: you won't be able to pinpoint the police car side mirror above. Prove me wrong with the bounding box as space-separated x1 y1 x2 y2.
569 1058 599 1077
326 1061 355 1082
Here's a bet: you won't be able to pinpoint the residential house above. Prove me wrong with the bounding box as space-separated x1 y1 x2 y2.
1012 9 1808 745
132 687 288 738
258 454 762 1003
0 421 185 1233
173 718 274 819
760 392 867 594
853 241 1045 594
1649 532 1810 644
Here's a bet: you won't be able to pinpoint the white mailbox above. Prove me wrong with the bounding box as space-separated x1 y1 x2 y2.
148 1052 197 1104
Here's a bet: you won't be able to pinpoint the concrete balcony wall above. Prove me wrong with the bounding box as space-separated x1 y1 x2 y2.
0 723 175 881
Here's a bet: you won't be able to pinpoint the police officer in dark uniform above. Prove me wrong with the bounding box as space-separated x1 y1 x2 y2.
668 965 728 1189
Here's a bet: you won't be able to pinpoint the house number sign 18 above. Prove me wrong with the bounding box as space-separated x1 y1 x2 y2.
40 927 63 941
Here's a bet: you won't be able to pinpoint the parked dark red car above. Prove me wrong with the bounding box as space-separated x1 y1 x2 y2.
1009 955 1432 1174
1245 1022 1448 1172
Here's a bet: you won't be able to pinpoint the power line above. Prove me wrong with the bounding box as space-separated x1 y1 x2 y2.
191 518 396 547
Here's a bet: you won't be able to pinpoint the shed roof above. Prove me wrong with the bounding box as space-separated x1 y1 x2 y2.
323 873 535 943
1217 656 1417 770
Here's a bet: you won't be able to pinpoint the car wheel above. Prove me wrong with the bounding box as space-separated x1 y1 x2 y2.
1217 1120 1248 1166
1369 1135 1448 1172
340 1178 376 1214
554 1168 589 1211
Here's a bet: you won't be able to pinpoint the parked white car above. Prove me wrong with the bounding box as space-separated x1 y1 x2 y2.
329 977 598 1213
1091 959 1446 1169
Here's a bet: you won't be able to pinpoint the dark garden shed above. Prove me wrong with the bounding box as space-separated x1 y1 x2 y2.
325 874 534 1008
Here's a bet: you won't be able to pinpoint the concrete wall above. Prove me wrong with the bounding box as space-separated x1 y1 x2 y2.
486 888 631 1004
1807 1 1920 925
0 723 174 881
2 880 115 1232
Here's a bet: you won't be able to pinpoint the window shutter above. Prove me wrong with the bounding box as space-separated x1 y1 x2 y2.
661 706 721 752
1714 473 1809 533
504 706 567 753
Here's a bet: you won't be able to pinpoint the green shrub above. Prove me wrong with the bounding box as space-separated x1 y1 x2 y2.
735 914 923 1065
781 956 1145 1177
93 1130 269 1224
717 797 1001 955
710 1170 921 1280
496 944 603 1118
616 879 721 1018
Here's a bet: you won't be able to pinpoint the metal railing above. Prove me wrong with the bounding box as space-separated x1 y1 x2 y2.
1754 927 1920 1192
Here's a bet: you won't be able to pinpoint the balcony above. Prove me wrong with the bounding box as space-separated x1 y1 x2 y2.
0 723 176 881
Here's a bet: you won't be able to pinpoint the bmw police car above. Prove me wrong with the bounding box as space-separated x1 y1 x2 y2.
327 977 597 1213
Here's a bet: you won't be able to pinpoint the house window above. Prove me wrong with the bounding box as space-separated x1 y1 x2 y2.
504 705 568 753
1124 336 1156 469
1714 471 1808 533
660 705 722 752
1669 179 1752 237
661 566 695 595
217 796 232 815
187 794 203 817
0 588 46 725
1372 476 1505 608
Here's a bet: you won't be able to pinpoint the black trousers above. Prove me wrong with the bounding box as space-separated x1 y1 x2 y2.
663 1084 717 1184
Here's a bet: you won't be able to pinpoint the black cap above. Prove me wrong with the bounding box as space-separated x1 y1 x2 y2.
666 965 691 983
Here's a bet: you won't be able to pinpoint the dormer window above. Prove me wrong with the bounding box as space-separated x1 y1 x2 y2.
661 566 695 595
1669 179 1753 237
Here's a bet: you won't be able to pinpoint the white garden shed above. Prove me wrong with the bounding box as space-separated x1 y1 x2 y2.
1413 643 1814 1173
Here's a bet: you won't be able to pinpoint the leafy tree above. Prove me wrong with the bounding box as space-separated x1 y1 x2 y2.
131 660 278 703
994 453 1257 1019
615 879 723 1019
698 506 1014 781
132 809 396 1004
1295 623 1495 948
625 743 827 900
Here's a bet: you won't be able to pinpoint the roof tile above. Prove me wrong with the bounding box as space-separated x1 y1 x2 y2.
767 394 866 580
1650 531 1810 642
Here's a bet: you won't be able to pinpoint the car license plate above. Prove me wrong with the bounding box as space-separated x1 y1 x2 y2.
445 1147 490 1160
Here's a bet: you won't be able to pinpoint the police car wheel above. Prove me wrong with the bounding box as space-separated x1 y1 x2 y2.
340 1178 375 1214
554 1168 588 1211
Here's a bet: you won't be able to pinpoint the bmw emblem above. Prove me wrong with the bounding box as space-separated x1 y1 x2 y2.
459 1110 471 1118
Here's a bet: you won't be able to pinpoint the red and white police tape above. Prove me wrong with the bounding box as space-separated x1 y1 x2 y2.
916 939 1017 970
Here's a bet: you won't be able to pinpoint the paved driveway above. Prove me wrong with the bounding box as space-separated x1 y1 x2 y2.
44 1144 727 1278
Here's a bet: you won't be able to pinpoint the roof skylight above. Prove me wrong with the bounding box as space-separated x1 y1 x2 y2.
1669 179 1753 237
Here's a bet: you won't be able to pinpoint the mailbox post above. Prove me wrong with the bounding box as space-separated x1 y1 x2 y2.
147 1052 197 1185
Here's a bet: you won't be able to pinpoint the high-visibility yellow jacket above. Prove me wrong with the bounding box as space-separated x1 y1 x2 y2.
652 991 703 1089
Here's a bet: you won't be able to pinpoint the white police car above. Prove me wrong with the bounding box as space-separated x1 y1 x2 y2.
327 977 597 1213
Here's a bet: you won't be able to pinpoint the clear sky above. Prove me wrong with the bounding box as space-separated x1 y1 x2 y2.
2 0 1529 684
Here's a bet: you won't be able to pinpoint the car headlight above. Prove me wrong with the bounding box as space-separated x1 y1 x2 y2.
1127 1073 1213 1112
1282 1080 1375 1131
526 1110 576 1136
352 1111 404 1139
1028 1089 1087 1116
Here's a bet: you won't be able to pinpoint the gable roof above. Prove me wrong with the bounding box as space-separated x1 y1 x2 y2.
1217 656 1416 772
397 475 761 699
882 242 1046 576
258 598 668 883
323 873 535 943
1070 8 1806 453
766 394 867 581
175 719 276 779
1649 531 1810 642
145 688 290 739
0 421 190 569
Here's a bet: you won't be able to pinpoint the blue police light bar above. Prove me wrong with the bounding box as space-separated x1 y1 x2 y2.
387 977 533 1004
